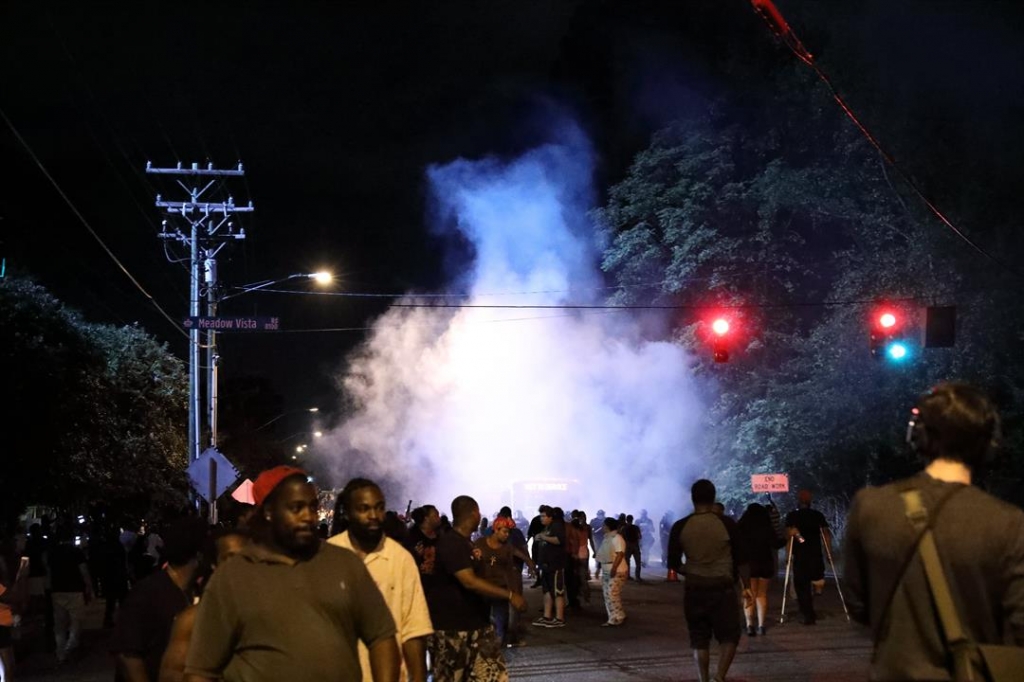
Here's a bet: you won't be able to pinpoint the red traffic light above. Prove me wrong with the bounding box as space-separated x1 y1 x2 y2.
712 318 730 336
878 312 897 329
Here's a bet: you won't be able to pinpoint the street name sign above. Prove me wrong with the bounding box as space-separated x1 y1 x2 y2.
183 316 281 331
751 473 789 493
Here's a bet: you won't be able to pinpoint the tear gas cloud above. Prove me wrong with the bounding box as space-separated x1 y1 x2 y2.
318 122 705 521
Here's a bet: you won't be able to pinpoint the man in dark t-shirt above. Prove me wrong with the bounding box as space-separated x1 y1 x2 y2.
112 517 204 682
844 383 1024 680
49 532 94 663
532 507 567 627
784 490 831 625
404 505 441 598
427 496 526 682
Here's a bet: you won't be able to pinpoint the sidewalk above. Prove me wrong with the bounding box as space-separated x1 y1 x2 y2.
15 598 113 682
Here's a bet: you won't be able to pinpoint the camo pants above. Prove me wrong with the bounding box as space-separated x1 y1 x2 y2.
429 626 507 682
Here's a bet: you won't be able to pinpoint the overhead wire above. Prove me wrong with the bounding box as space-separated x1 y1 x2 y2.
748 0 1022 280
0 104 192 341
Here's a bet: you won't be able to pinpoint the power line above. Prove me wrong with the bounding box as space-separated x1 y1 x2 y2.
0 104 191 340
748 0 1022 280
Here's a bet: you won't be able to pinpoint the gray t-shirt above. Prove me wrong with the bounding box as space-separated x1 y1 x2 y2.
185 542 396 682
844 473 1024 680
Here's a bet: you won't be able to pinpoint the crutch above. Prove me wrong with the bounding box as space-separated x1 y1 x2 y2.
779 535 795 624
821 527 851 622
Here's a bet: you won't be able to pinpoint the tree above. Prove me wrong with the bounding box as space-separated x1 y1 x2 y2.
0 276 190 524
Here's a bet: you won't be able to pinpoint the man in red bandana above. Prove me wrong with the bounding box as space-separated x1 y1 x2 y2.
183 466 400 682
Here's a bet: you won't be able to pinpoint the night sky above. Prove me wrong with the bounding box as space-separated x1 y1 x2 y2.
4 0 1022 413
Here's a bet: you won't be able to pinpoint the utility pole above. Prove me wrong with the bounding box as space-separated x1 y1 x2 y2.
146 161 252 467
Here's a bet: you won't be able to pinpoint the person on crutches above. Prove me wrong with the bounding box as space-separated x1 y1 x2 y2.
784 489 831 625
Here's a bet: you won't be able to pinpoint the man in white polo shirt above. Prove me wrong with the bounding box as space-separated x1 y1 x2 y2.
330 478 433 682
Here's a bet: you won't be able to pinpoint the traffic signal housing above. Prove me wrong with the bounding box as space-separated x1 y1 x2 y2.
711 317 730 363
870 308 909 362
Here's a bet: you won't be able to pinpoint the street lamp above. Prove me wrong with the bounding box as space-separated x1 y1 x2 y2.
219 271 333 301
254 407 320 432
201 271 332 462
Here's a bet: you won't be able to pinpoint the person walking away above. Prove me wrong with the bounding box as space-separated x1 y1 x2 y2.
667 479 744 682
659 511 675 567
329 479 433 682
621 515 643 582
564 512 582 611
844 382 1024 680
1 536 30 681
48 527 93 665
784 489 831 625
590 510 606 578
96 525 130 629
425 495 526 682
473 517 535 648
594 518 627 626
112 517 206 682
158 528 250 682
737 503 785 636
636 510 655 568
183 466 400 682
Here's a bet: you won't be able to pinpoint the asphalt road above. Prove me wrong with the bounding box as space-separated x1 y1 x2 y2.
15 570 871 682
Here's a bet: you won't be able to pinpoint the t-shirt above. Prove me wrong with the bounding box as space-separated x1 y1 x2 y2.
403 527 440 595
111 569 190 682
48 544 87 593
595 532 627 576
844 473 1024 681
473 537 515 591
184 543 396 682
784 507 829 557
621 523 641 549
537 520 566 570
427 531 489 632
667 512 740 588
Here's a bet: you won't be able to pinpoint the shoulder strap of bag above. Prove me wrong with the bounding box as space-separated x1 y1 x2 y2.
901 488 979 681
873 484 963 646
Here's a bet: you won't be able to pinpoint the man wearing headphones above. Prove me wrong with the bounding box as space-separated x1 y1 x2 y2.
843 382 1024 680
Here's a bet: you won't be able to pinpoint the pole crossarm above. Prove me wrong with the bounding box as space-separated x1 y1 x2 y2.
146 161 246 176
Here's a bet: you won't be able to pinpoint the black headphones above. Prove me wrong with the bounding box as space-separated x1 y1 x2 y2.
905 386 1000 463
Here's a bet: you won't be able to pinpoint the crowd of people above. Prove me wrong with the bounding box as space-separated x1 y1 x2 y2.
0 381 1021 682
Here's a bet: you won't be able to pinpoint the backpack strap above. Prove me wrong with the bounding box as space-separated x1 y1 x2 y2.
901 488 979 681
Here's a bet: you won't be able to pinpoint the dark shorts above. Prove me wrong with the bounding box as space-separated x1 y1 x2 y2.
684 585 741 648
540 567 565 596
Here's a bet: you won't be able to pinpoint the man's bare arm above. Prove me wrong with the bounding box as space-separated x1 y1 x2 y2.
368 635 400 682
453 568 526 611
401 636 428 682
117 655 151 682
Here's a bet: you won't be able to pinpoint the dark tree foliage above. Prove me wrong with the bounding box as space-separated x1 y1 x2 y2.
595 16 1024 517
0 277 190 525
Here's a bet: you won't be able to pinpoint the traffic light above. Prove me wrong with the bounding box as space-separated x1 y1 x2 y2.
711 317 730 363
870 308 910 362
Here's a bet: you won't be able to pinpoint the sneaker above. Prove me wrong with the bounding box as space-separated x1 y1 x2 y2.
549 618 566 628
757 626 767 636
532 617 554 628
746 626 757 637
600 620 622 627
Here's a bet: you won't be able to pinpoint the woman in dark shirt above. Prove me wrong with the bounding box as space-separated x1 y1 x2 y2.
737 503 785 635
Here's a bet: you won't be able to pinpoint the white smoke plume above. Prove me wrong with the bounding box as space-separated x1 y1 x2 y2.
318 123 704 520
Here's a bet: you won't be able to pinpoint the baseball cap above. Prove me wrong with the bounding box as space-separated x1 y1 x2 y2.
253 466 308 506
